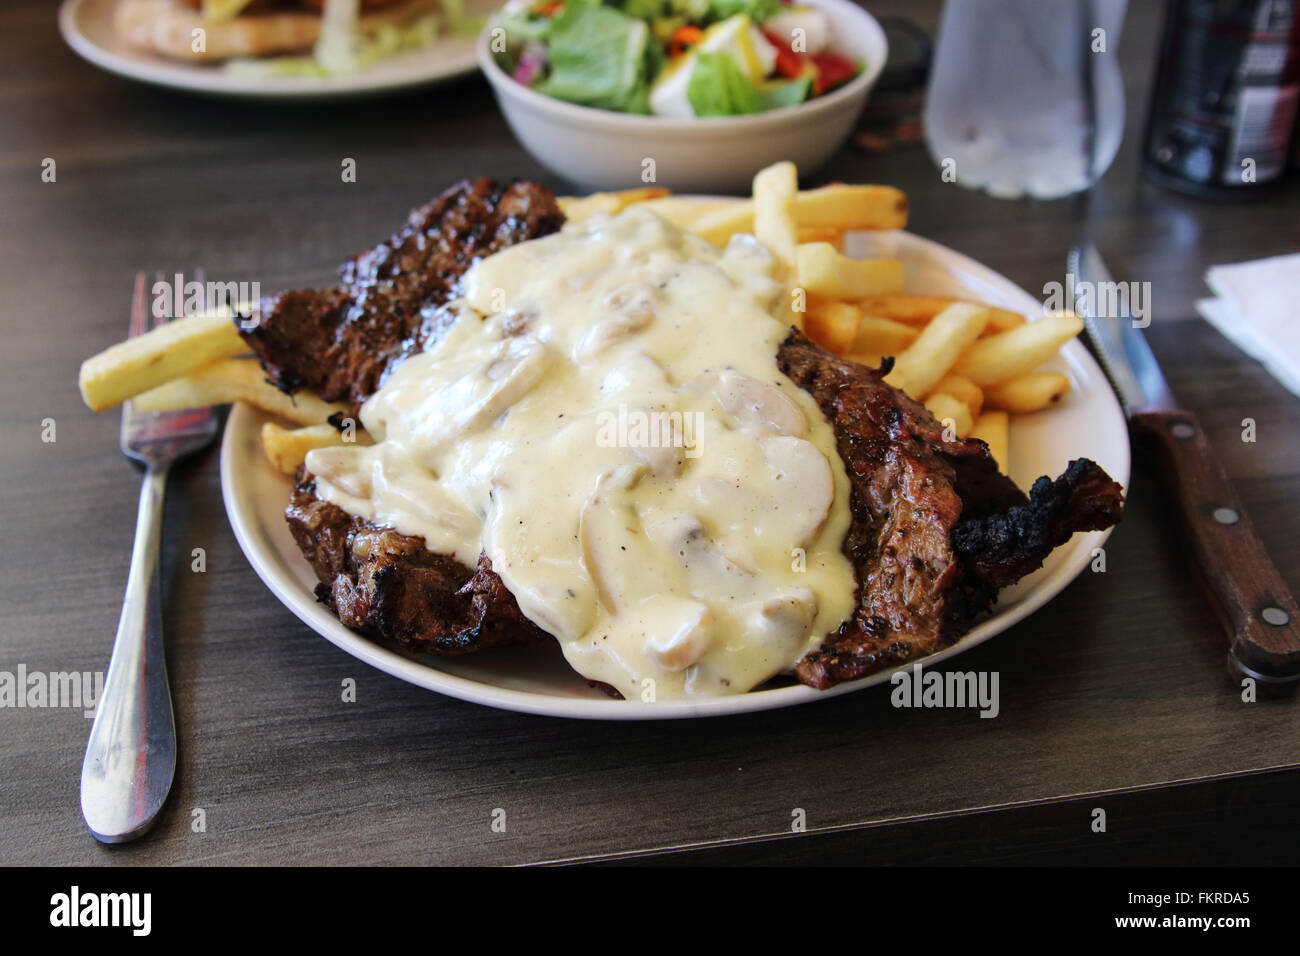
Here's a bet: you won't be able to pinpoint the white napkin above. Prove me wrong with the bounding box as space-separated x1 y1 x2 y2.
1196 253 1300 399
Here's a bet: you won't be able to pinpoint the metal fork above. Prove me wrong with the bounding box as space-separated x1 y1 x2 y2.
80 272 220 844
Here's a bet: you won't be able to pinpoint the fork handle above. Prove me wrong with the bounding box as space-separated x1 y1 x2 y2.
80 465 178 842
1130 410 1300 693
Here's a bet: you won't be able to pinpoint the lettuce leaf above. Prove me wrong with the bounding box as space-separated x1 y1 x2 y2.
686 50 759 116
534 2 650 112
755 74 812 111
705 0 783 23
620 0 664 20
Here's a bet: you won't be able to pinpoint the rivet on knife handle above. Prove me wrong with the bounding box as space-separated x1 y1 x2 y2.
1129 409 1300 692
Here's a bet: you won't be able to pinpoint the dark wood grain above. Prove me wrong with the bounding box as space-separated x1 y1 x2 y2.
1130 409 1300 688
1 0 1299 866
607 767 1300 865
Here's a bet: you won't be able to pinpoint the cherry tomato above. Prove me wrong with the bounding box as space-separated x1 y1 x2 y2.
760 28 805 80
810 51 857 94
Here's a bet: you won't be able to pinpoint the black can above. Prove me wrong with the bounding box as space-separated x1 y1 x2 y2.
1144 0 1300 198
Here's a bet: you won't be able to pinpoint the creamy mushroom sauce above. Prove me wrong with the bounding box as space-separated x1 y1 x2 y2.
304 207 855 699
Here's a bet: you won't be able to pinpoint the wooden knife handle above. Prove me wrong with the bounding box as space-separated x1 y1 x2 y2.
1130 410 1300 691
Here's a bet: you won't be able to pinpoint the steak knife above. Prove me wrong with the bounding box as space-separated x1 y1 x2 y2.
1069 241 1300 692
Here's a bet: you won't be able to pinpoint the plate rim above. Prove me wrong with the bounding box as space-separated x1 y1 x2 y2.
219 226 1130 720
58 0 483 101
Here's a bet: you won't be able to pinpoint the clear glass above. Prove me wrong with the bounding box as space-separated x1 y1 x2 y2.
923 0 1128 200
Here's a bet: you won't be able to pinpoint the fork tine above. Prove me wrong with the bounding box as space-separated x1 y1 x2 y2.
122 268 220 456
129 272 147 339
122 275 150 446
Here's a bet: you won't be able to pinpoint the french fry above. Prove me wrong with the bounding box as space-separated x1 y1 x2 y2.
639 196 739 229
131 358 348 425
796 225 845 249
688 204 758 246
691 183 908 246
804 300 861 353
557 188 670 222
983 371 1071 413
923 393 973 439
928 373 984 419
796 243 906 300
607 194 842 251
885 302 989 397
852 315 918 355
792 183 909 231
855 294 956 323
982 309 1028 335
753 161 802 329
952 313 1084 387
846 352 885 370
260 422 372 475
970 410 1010 471
752 161 799 276
855 294 1026 335
79 311 247 412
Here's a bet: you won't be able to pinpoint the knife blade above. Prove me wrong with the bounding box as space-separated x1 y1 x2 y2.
1069 242 1300 692
1068 242 1178 413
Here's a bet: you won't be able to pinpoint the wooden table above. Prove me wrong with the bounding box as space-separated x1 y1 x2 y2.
2 0 1298 866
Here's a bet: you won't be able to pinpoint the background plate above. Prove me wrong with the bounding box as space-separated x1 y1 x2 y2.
220 226 1131 719
59 0 491 100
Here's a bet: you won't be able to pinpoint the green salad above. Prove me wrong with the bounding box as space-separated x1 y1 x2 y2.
494 0 862 117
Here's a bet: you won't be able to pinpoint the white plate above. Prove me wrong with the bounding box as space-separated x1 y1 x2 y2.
220 226 1130 719
58 0 492 100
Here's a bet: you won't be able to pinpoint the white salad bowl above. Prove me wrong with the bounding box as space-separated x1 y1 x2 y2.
477 0 889 193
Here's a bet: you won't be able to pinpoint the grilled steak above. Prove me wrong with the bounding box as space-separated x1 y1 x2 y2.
777 332 1123 689
285 476 550 654
242 179 1124 688
241 178 565 418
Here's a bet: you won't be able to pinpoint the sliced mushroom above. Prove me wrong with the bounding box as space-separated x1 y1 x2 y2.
630 441 685 480
304 446 373 500
646 600 715 672
604 280 661 318
760 435 835 548
579 308 653 359
649 511 758 595
688 435 835 553
577 465 648 614
369 448 479 541
458 336 551 431
690 370 807 437
751 588 818 646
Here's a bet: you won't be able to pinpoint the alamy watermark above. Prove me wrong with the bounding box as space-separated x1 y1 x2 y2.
1043 273 1151 328
890 663 1000 718
0 665 103 718
151 272 261 329
596 404 703 459
50 887 151 936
